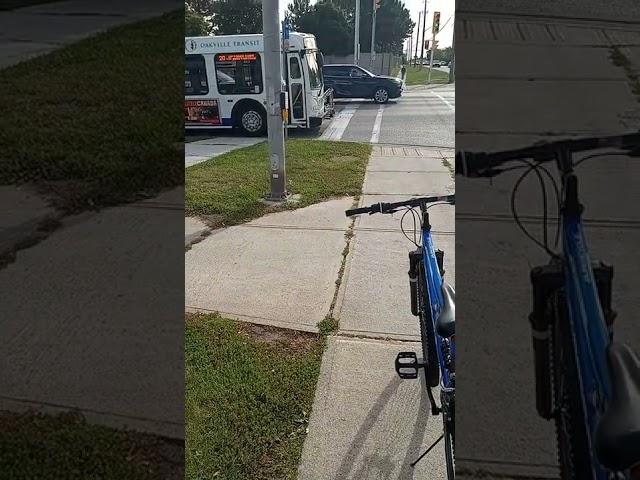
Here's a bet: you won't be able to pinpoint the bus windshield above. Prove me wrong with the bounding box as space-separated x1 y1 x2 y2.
305 51 321 90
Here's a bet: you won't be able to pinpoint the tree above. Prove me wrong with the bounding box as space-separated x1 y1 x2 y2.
192 0 263 35
288 0 352 55
434 46 453 63
370 0 414 54
287 0 312 30
290 0 413 55
185 3 211 36
186 0 214 16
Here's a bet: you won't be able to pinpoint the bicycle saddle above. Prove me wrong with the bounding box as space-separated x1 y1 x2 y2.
595 342 640 472
436 283 455 338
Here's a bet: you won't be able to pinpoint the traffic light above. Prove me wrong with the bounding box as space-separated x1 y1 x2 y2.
424 40 429 50
433 11 440 34
373 0 381 10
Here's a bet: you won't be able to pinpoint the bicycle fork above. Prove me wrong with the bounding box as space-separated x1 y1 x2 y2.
529 261 615 419
395 248 444 416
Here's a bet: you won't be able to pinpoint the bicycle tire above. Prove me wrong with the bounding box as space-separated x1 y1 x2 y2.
443 391 455 479
551 291 594 480
418 266 440 388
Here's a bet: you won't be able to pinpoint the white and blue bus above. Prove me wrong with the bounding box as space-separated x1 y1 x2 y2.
185 32 329 135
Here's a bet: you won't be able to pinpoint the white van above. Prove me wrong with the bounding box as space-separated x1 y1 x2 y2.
185 32 328 135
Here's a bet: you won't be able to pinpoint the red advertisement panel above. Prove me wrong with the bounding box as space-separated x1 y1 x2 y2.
185 99 222 126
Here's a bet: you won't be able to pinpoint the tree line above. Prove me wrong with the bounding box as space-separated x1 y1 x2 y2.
185 0 414 55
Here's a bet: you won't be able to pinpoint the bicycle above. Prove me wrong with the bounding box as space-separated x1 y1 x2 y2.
346 194 456 479
457 132 640 479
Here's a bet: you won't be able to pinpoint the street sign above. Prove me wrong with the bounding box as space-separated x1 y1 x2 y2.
433 11 440 34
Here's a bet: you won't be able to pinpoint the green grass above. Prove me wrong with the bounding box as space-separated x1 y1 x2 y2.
185 314 325 480
0 411 183 479
0 11 183 211
404 66 449 86
185 139 371 226
0 0 60 9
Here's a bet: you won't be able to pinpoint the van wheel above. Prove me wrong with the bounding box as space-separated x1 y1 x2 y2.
373 87 389 104
237 106 267 136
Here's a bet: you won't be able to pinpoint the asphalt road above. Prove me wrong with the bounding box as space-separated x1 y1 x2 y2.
328 85 455 148
186 84 455 150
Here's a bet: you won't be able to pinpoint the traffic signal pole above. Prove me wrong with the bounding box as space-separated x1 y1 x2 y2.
413 11 421 67
370 0 378 62
262 0 287 200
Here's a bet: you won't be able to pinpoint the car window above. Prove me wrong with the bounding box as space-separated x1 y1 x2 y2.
324 66 342 77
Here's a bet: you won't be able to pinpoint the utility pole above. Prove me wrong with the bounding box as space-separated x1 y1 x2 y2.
262 0 287 200
371 0 380 62
418 0 427 68
449 23 455 83
354 0 360 64
413 11 421 67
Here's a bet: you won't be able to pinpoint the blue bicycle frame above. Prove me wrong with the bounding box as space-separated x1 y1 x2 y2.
563 208 612 479
422 221 455 390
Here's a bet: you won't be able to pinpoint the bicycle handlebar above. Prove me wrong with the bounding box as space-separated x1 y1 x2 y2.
456 132 640 177
345 194 455 217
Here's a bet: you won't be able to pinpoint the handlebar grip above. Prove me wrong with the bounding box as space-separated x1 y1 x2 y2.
345 206 371 217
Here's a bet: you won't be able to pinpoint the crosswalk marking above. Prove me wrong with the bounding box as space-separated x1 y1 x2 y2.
370 104 385 143
320 104 359 141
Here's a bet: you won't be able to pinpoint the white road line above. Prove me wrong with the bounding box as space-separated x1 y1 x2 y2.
320 104 359 141
430 91 455 111
370 104 385 143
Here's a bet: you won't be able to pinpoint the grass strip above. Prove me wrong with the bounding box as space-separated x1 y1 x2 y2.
185 139 370 226
0 11 183 210
185 314 325 480
404 66 449 86
0 410 184 479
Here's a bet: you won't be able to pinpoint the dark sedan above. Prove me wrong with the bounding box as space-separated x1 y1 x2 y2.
322 64 403 104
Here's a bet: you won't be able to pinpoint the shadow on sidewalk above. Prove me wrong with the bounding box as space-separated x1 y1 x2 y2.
334 376 432 479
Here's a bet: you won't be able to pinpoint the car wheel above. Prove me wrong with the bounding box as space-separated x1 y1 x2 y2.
373 87 389 104
238 107 267 136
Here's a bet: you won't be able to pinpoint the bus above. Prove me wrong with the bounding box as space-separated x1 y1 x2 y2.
185 32 330 135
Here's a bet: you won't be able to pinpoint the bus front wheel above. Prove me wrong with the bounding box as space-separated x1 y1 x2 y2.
237 106 267 136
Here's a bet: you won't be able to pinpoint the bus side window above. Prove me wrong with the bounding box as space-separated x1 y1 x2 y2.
214 53 263 95
289 57 302 79
185 54 209 95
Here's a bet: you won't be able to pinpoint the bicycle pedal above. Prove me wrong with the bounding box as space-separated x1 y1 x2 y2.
395 351 424 379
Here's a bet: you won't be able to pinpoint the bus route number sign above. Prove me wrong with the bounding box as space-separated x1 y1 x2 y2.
216 53 257 62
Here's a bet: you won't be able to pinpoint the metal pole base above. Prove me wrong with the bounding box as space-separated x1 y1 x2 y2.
262 192 300 205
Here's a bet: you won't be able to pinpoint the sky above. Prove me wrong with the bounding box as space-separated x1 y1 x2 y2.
278 0 454 50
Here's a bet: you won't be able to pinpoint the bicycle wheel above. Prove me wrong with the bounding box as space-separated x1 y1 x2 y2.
417 266 439 388
442 391 455 479
550 291 594 479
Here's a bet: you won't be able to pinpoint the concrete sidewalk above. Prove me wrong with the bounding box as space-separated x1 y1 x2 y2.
185 198 353 332
0 0 180 69
298 145 455 479
185 136 264 168
1 188 184 438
